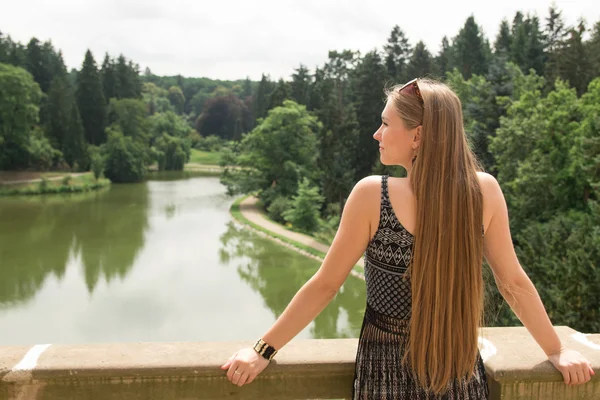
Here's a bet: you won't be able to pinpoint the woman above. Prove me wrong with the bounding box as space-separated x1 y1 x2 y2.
221 78 594 398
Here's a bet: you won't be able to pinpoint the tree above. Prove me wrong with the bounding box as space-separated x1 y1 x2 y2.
0 32 26 68
154 133 190 171
103 127 147 182
268 79 291 110
142 82 173 115
515 208 600 332
558 21 593 95
446 69 499 171
407 41 434 79
25 38 53 93
148 111 191 143
494 19 512 55
220 100 321 203
196 95 249 140
107 98 150 144
76 50 107 145
351 51 387 180
0 63 42 169
544 5 568 85
384 25 412 83
46 74 87 168
116 55 135 98
318 50 360 208
490 80 587 233
290 65 311 107
101 53 118 102
435 36 454 77
453 16 490 79
577 77 600 201
525 16 546 76
168 85 185 114
252 74 272 123
283 178 324 234
588 22 600 79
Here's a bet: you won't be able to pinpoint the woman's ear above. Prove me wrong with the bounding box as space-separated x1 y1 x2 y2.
412 126 422 149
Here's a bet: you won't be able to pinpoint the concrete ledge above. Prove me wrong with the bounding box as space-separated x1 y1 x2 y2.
0 327 598 399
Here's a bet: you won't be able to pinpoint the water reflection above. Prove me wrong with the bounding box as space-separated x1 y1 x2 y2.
219 222 365 339
0 184 149 305
0 176 365 344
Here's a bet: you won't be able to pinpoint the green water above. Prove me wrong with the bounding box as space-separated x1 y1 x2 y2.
0 173 366 345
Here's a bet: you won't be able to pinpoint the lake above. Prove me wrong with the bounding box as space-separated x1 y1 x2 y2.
0 173 366 345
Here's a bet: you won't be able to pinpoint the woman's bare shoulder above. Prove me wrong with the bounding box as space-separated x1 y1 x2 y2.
476 171 506 227
349 175 382 198
346 175 383 211
476 171 503 200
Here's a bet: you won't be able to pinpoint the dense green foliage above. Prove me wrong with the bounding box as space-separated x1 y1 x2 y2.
0 63 42 169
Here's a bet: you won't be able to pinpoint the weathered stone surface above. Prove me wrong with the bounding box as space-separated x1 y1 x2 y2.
0 328 597 399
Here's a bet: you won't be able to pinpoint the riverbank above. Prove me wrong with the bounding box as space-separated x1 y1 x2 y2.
0 173 110 196
231 195 365 280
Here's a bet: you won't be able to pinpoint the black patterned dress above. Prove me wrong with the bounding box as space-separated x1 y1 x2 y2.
352 175 489 399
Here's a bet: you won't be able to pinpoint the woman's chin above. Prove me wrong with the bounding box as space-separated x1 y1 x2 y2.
379 156 392 166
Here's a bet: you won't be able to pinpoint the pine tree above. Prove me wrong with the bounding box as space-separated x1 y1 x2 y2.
253 74 270 123
453 16 490 78
544 5 568 55
351 51 387 180
525 16 546 76
242 77 253 98
586 21 600 80
0 32 26 67
25 38 53 93
268 79 291 110
283 177 324 234
168 86 185 114
101 53 118 102
494 19 512 55
116 55 133 98
434 36 454 77
558 21 592 95
384 25 412 83
511 12 528 70
319 51 359 207
407 41 434 79
291 64 311 107
76 50 107 145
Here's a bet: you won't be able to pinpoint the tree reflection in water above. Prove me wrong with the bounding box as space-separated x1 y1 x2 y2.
0 183 149 306
219 221 366 339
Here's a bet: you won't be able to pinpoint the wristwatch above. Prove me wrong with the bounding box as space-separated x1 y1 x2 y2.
253 338 278 361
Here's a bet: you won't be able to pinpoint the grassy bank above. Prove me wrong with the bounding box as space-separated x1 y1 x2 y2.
0 173 110 196
230 195 328 260
190 149 220 165
230 195 364 277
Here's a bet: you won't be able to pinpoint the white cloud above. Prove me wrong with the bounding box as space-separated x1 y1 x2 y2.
0 0 597 80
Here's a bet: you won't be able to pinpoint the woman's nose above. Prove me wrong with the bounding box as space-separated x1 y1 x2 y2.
373 129 381 141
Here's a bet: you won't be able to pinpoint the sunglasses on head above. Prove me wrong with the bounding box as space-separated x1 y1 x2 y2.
399 78 424 106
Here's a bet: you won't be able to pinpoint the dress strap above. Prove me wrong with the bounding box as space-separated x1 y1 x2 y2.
378 175 393 229
381 175 391 208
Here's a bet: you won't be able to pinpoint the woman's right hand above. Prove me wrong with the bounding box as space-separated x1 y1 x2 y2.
547 347 595 385
220 347 271 387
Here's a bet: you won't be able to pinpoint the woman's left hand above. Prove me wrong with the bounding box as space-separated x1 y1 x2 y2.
220 347 270 387
548 348 595 385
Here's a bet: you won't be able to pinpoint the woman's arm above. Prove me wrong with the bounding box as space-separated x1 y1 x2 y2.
481 173 594 385
221 176 379 387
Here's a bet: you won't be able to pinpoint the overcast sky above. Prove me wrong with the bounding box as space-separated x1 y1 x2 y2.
0 0 597 81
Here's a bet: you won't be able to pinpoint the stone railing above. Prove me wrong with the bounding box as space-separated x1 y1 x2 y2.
1 326 598 399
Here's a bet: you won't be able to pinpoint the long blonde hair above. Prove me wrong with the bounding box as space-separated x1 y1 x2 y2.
386 78 484 394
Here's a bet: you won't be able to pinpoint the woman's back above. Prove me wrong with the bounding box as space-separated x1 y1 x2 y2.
353 174 489 399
